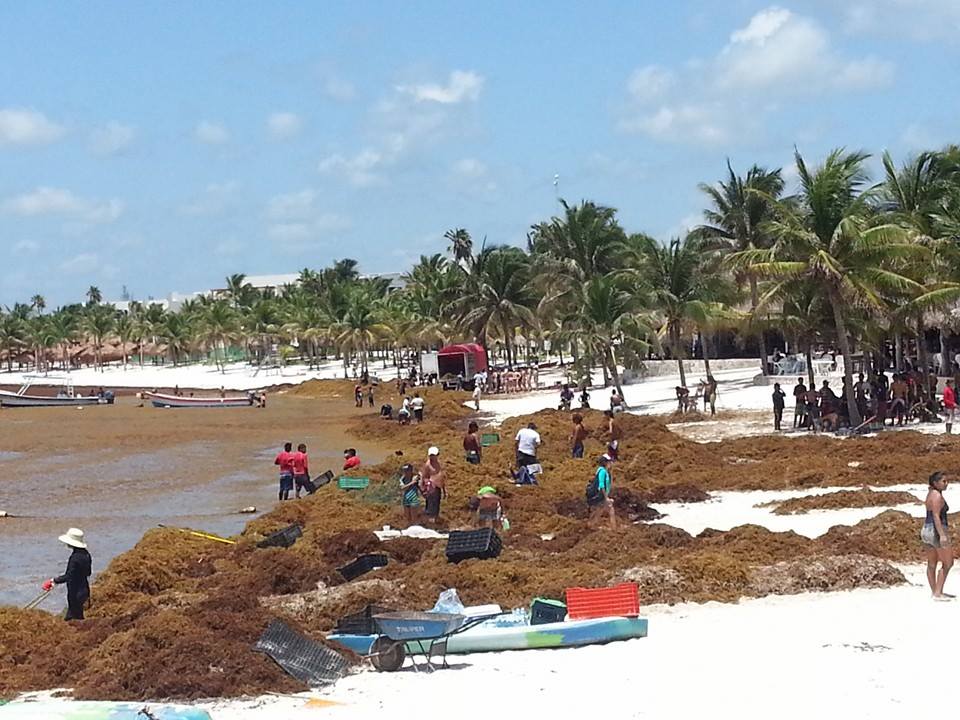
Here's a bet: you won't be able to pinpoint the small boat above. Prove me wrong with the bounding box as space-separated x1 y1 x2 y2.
0 700 211 719
0 376 114 408
329 614 648 656
145 391 254 408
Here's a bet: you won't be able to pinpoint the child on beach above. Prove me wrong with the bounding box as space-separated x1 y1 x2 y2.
571 413 587 458
398 463 420 526
772 383 786 431
587 454 615 529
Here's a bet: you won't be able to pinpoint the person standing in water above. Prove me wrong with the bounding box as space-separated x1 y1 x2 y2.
921 471 953 600
274 442 294 501
42 528 91 621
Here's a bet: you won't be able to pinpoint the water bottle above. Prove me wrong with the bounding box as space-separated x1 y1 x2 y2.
501 516 510 532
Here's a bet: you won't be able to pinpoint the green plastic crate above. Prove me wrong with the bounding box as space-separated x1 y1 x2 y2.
480 433 500 447
338 476 370 490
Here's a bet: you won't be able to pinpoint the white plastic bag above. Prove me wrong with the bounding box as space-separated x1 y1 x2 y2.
431 588 465 614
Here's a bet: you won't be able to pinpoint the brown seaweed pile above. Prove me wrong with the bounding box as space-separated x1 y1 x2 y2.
763 489 920 515
1 380 953 702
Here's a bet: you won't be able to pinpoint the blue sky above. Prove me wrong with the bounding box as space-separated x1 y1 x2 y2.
2 1 959 306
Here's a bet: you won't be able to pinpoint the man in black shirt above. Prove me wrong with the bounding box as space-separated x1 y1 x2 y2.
792 377 807 428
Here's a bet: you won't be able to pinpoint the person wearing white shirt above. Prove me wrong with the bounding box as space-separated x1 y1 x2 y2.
514 422 542 467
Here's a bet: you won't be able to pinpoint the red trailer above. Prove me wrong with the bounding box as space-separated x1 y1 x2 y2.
436 343 488 389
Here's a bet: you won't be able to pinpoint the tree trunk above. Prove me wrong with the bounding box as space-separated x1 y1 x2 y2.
671 324 687 387
750 276 768 375
805 339 815 389
940 329 950 376
918 319 931 396
700 329 713 377
829 288 861 426
894 333 903 371
608 345 627 407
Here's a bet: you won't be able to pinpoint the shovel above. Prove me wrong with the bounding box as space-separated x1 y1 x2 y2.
23 589 51 610
157 524 237 545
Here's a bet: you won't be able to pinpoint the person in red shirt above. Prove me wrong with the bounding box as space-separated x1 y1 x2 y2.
292 443 314 498
274 442 294 501
343 448 361 470
943 379 956 435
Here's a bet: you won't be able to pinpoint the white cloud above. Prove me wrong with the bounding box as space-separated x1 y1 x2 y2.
267 213 352 252
621 6 895 146
318 149 386 187
453 158 487 178
265 189 320 220
12 239 39 255
179 181 238 216
0 108 64 146
195 121 229 144
398 70 484 104
89 121 135 155
843 0 960 39
324 76 356 102
267 112 303 140
715 7 893 92
2 187 123 224
627 65 675 104
59 253 100 275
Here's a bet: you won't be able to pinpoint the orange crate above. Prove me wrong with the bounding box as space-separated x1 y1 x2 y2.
565 582 640 620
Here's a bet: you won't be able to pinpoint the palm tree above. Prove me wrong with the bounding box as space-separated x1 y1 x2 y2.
48 312 80 371
444 228 473 266
733 149 926 425
224 273 256 309
198 300 241 372
697 161 784 374
86 286 102 306
573 275 655 401
83 306 116 371
333 285 391 372
458 246 538 367
0 313 25 371
631 234 733 387
114 313 134 368
159 312 194 366
31 295 46 316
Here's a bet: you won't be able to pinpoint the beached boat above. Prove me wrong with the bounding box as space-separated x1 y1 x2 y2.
145 391 254 408
328 615 648 656
0 376 114 408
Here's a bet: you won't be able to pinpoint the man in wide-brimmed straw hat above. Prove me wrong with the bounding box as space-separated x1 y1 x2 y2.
42 528 92 620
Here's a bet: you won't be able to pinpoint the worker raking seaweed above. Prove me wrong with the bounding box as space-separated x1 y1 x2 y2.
42 527 92 620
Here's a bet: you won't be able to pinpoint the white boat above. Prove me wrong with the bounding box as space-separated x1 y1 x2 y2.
145 391 254 408
0 376 114 408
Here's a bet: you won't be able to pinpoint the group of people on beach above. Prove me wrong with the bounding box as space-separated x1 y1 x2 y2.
674 376 718 416
772 369 957 434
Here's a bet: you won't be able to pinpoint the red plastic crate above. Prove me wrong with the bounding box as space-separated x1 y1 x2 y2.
565 582 640 620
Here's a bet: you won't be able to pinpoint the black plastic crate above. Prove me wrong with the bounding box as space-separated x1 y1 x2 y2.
335 603 392 635
257 523 303 549
445 528 502 563
530 598 567 625
337 553 388 581
315 470 335 488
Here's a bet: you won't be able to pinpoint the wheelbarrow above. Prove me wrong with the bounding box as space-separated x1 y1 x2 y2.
368 611 498 672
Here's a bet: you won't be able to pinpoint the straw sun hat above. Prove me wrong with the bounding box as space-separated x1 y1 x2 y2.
58 527 87 549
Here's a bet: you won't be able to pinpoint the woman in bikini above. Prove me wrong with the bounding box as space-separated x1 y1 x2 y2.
921 471 953 600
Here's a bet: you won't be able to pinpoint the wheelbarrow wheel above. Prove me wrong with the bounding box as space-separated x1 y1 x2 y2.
370 637 405 672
